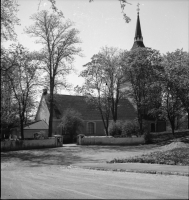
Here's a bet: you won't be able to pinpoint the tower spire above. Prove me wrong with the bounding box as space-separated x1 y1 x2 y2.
137 3 140 14
131 3 145 50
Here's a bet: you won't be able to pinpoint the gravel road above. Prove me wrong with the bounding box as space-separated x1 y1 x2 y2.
1 144 189 199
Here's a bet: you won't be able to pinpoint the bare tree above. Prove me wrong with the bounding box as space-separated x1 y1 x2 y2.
25 10 81 137
1 0 20 135
1 0 20 41
76 47 125 135
4 44 40 139
1 47 19 139
1 73 19 139
97 47 126 122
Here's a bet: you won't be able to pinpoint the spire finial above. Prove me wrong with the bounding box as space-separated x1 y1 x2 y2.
137 3 140 14
131 2 145 50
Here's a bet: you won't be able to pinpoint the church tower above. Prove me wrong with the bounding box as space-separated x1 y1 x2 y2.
131 3 145 50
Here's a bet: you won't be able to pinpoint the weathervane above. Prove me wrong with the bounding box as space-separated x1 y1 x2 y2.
137 3 140 14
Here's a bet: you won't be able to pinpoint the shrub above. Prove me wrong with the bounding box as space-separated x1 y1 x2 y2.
109 120 150 138
108 121 123 137
144 131 153 144
121 120 140 137
59 108 84 142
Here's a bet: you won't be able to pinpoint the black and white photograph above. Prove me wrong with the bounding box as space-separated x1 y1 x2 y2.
1 0 189 199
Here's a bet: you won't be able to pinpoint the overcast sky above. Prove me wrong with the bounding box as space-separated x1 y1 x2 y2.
3 0 189 95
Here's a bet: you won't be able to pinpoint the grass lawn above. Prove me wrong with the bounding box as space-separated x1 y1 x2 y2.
108 131 189 166
108 147 189 166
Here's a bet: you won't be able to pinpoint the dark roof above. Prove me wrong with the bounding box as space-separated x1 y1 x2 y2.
134 13 143 40
131 41 145 50
44 94 136 121
24 120 48 130
23 120 41 127
131 13 145 50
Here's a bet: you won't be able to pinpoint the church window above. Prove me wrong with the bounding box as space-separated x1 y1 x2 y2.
87 122 95 135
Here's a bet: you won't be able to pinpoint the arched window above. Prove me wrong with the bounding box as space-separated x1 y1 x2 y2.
87 122 95 135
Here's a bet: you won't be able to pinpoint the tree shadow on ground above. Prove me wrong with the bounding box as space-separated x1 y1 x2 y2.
78 144 159 152
154 135 189 146
1 143 161 167
1 147 100 167
1 144 158 168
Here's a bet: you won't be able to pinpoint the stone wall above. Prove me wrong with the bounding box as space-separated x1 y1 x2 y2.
78 136 145 145
1 136 63 152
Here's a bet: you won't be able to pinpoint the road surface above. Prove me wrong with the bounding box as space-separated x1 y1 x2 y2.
1 145 189 199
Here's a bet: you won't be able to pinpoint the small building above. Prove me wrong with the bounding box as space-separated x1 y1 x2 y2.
23 120 49 139
10 120 49 139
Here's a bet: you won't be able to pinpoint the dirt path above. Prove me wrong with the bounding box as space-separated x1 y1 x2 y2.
1 144 161 167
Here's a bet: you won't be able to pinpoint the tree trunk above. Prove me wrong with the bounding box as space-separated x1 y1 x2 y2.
98 102 110 136
139 119 143 135
137 108 143 135
187 111 189 129
112 104 118 123
105 111 110 136
103 113 109 136
20 119 24 140
48 80 54 137
102 114 109 136
170 119 175 137
111 94 118 123
104 126 109 136
48 93 54 137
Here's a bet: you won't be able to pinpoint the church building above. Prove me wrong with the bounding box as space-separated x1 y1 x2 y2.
35 6 166 142
35 89 137 142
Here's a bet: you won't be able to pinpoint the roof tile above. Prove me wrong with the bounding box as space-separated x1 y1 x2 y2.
44 94 137 121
